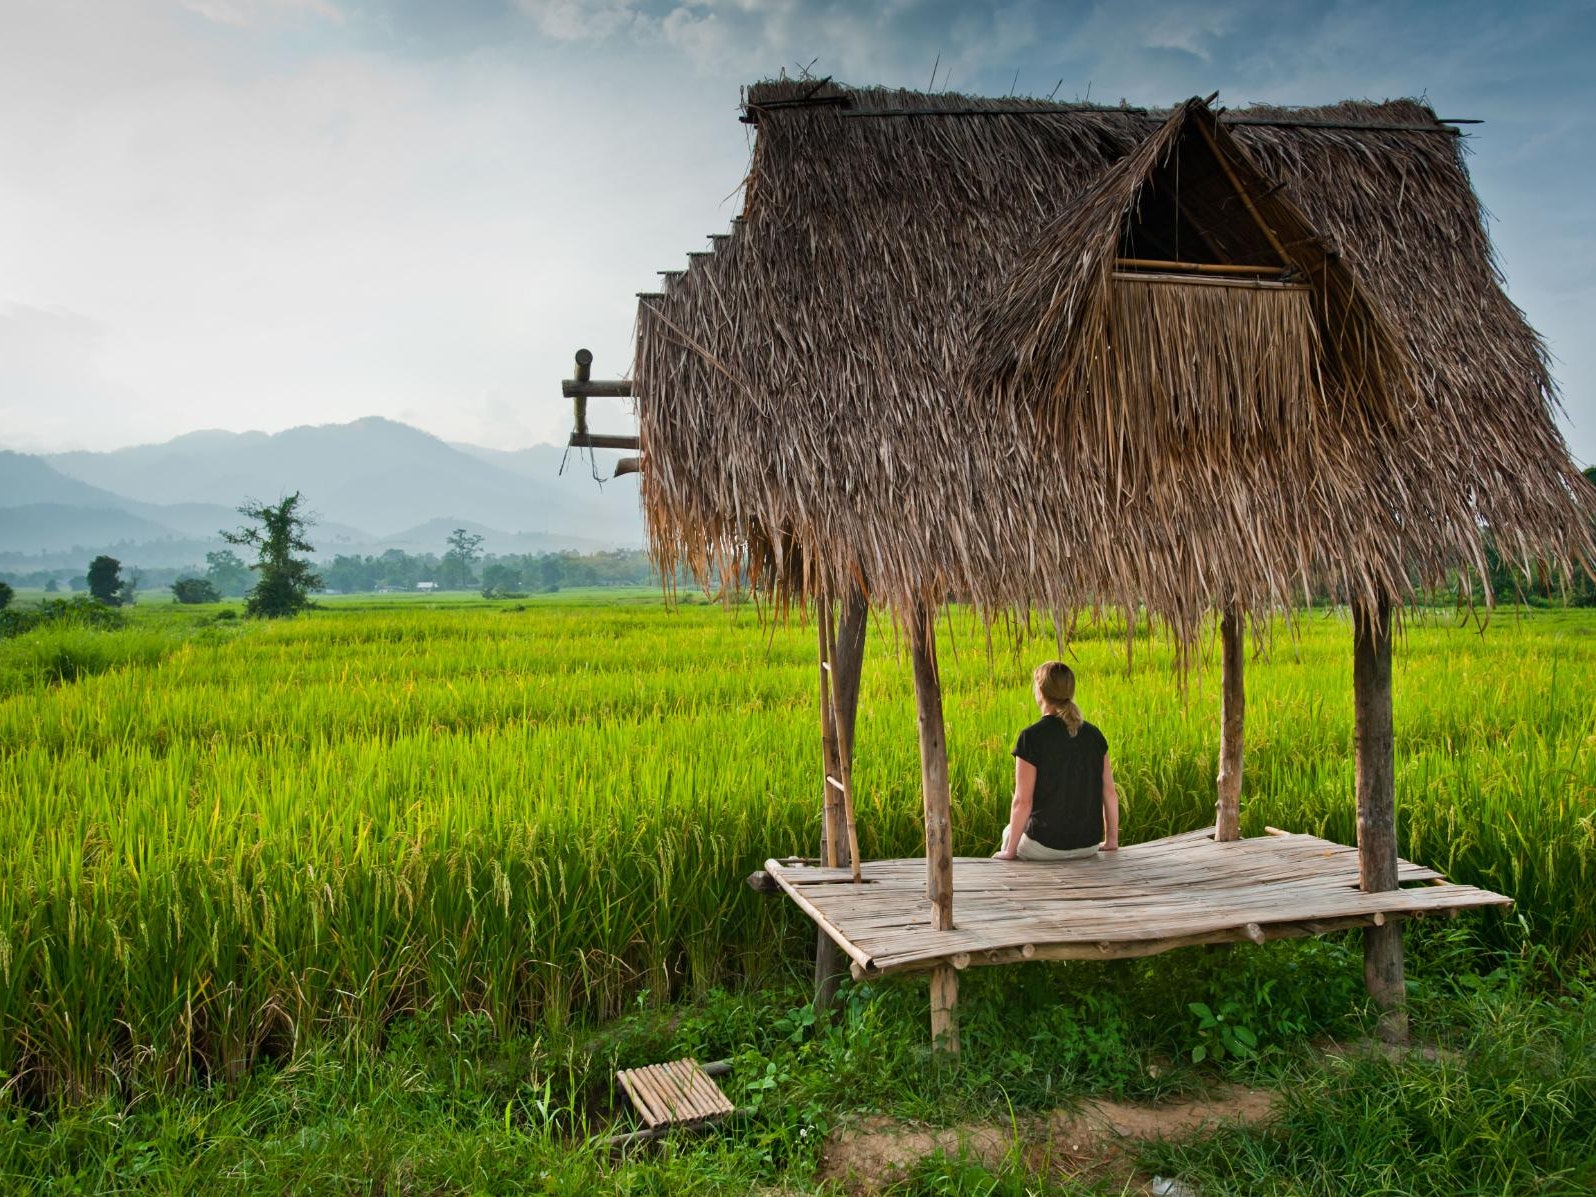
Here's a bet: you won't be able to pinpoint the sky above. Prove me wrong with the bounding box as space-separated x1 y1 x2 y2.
1 0 1593 463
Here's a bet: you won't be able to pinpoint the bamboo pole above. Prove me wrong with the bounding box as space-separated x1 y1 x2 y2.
817 595 841 870
1354 596 1407 1044
821 600 863 883
908 600 957 1055
814 584 868 1013
1215 604 1244 841
929 964 960 1056
909 602 954 933
1115 258 1286 276
1190 116 1293 265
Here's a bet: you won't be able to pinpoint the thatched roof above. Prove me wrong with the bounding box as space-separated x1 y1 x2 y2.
633 81 1593 633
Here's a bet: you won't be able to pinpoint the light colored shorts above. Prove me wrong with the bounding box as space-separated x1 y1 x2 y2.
1000 826 1100 861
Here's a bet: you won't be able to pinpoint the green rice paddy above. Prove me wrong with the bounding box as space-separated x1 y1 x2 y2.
1 596 1592 1103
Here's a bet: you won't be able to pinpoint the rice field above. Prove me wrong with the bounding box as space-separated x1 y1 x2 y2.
1 595 1593 1103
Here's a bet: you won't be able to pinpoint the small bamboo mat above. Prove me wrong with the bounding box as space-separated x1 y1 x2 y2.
617 1059 735 1129
766 828 1511 978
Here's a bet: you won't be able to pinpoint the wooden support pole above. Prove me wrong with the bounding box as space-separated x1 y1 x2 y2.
814 584 868 1014
571 349 592 437
909 603 954 933
930 964 960 1057
1215 604 1245 841
821 599 865 882
1354 596 1407 1044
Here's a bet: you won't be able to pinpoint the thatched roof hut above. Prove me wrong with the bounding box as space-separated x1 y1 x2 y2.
634 82 1592 632
578 79 1594 1053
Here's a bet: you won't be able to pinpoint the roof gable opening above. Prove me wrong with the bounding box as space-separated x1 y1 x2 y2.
1116 112 1291 277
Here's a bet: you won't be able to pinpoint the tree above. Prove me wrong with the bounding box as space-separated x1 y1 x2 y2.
205 549 252 598
223 494 321 618
438 528 485 590
0 581 12 611
171 577 222 604
87 555 124 605
479 561 523 599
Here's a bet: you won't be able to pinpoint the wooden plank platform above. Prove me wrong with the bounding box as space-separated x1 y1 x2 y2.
765 829 1510 979
617 1058 735 1129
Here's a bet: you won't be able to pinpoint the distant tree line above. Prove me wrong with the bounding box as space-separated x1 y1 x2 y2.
0 545 669 599
319 547 664 595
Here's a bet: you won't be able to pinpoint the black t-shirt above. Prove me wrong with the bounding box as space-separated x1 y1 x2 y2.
1012 717 1109 850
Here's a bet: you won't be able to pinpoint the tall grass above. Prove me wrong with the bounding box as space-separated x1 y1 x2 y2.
0 598 1591 1102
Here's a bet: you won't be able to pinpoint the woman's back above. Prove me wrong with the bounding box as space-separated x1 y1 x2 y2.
1013 716 1109 851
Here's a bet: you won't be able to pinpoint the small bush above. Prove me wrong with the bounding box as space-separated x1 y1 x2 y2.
172 578 222 604
0 597 127 640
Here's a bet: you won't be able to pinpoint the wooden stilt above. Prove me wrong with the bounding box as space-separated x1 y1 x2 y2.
909 601 958 1055
821 599 864 882
929 964 960 1056
1354 596 1406 1044
1215 604 1245 841
908 603 954 933
814 585 868 1014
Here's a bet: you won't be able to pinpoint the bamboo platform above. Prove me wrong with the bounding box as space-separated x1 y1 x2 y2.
765 828 1510 979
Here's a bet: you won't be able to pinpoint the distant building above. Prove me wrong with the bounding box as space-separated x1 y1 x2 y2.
415 581 438 592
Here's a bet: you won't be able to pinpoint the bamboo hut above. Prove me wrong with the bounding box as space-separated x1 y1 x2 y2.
564 81 1594 1051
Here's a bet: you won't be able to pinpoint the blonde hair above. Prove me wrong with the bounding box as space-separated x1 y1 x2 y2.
1033 660 1084 736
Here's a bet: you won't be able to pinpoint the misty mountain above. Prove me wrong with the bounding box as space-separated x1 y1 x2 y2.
0 503 176 554
370 518 609 557
44 417 642 544
0 450 139 510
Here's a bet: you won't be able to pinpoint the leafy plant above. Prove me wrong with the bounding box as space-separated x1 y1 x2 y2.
1186 1000 1258 1064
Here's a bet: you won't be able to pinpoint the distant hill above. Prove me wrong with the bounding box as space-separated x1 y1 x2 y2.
0 503 175 554
0 450 139 510
44 417 643 544
371 518 610 557
0 418 643 571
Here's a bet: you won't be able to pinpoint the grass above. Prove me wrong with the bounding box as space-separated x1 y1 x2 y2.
0 928 1588 1194
0 595 1592 1117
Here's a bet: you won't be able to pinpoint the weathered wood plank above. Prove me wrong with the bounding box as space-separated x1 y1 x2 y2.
768 828 1508 981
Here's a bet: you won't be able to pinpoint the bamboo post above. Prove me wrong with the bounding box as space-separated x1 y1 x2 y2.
817 595 841 871
1215 604 1244 841
571 349 592 438
813 584 868 1013
821 602 864 882
909 600 958 1054
929 964 960 1057
909 602 954 933
1354 596 1406 1044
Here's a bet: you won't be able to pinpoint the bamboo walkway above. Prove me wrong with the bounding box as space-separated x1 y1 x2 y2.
766 828 1510 979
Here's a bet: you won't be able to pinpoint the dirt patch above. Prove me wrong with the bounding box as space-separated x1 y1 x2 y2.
820 1086 1279 1194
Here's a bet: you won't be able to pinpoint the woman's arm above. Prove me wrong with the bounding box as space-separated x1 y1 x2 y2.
996 757 1036 859
1101 756 1120 851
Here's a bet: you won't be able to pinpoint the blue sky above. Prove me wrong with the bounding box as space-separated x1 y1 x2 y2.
1 0 1592 463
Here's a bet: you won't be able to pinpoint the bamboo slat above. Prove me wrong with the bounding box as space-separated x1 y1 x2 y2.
617 1059 735 1129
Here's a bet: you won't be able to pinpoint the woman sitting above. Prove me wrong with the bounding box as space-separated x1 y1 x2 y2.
994 660 1119 861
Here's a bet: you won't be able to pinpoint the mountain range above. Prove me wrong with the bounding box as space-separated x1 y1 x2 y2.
0 418 643 572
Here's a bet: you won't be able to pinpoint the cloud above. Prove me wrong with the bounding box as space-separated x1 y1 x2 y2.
0 305 144 452
516 0 650 41
182 0 346 28
0 0 1590 463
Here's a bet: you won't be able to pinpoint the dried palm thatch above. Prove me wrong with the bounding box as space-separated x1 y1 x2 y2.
633 82 1593 639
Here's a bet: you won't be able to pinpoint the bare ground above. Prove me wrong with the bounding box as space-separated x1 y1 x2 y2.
819 1085 1280 1194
